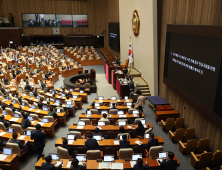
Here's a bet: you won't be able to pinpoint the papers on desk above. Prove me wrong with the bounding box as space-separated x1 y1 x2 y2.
127 106 131 108
31 121 36 124
127 126 132 129
143 125 147 128
9 118 19 122
111 163 123 169
2 99 6 102
43 101 47 104
125 99 129 102
55 161 63 167
97 126 102 130
37 122 45 126
117 100 120 102
47 94 53 96
99 100 103 102
96 106 100 109
54 103 59 106
0 132 6 136
133 114 138 117
11 88 16 90
156 158 163 165
86 115 91 117
66 161 72 167
68 140 74 144
130 161 136 167
114 140 119 145
119 115 126 118
18 135 26 140
28 108 32 111
99 162 111 169
36 110 41 113
135 140 142 145
0 154 8 161
77 126 84 129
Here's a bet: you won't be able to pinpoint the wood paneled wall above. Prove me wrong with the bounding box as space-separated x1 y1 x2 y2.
158 0 222 152
0 28 23 47
0 0 107 36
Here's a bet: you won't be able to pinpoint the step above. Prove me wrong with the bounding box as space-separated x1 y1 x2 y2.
137 86 149 90
130 69 141 77
143 93 151 96
140 89 150 93
134 77 148 87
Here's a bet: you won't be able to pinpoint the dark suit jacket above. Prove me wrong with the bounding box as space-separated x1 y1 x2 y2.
84 138 99 151
42 162 62 170
41 82 46 89
19 110 25 117
45 74 50 79
71 164 86 170
143 139 158 151
31 130 45 149
38 101 43 109
21 118 31 129
8 139 26 149
9 106 15 113
30 71 35 76
136 125 145 136
16 70 21 75
61 145 76 156
120 140 130 148
134 164 149 170
0 87 6 93
0 119 11 128
129 82 135 90
159 159 177 170
48 111 57 119
123 69 128 75
24 84 31 91
37 69 41 73
32 90 38 97
3 78 9 84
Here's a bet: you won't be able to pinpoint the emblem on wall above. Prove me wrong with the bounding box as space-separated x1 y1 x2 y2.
132 10 140 37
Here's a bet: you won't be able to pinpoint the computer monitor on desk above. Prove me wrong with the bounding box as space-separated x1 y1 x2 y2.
98 121 105 126
76 154 86 162
67 134 76 140
159 152 167 159
49 154 60 161
3 148 12 156
98 96 104 100
104 155 115 162
118 121 126 126
132 153 142 161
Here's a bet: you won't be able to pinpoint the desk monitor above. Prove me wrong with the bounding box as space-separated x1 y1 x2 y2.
118 121 126 126
56 99 60 103
49 153 60 161
93 135 102 141
140 119 145 125
52 91 55 95
61 93 66 97
104 154 115 162
95 103 100 107
80 90 84 93
126 102 132 106
14 113 19 118
98 121 105 126
61 86 64 89
43 107 48 111
73 95 78 99
70 89 73 92
8 127 14 133
101 110 108 115
132 153 142 161
42 118 49 123
31 105 36 109
117 111 124 115
6 96 9 100
133 110 139 114
22 102 26 106
67 134 76 140
145 133 150 139
124 96 129 100
26 130 32 136
110 103 117 107
28 116 33 121
46 98 50 101
57 109 61 113
66 101 72 105
98 96 104 100
76 154 86 162
13 99 17 104
2 110 7 115
159 152 167 159
119 134 129 140
29 93 33 97
78 120 85 126
86 110 91 115
3 148 12 156
111 96 117 100
37 96 40 99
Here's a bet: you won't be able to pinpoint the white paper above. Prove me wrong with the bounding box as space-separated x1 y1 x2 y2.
135 140 142 145
97 126 102 130
99 162 111 169
133 114 138 117
18 135 26 140
111 163 123 169
68 140 74 144
130 161 136 167
37 122 45 126
36 110 41 113
86 115 91 117
77 126 84 129
127 106 131 108
66 161 72 167
0 155 7 161
99 100 103 102
28 108 32 111
156 158 163 165
117 100 120 102
55 161 63 167
143 125 147 128
125 99 129 102
43 101 47 104
47 94 53 96
31 121 36 124
0 132 6 136
9 118 19 121
2 99 6 102
96 106 100 109
114 140 119 145
127 126 132 129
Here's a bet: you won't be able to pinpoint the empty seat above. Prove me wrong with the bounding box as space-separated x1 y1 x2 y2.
0 122 6 131
90 109 98 114
196 139 210 153
161 118 175 131
74 83 81 92
179 139 198 154
10 124 24 135
87 150 102 160
190 151 213 168
145 146 163 158
80 119 91 125
184 128 195 141
169 128 186 142
211 150 222 166
6 143 28 157
174 117 185 129
70 131 82 139
118 148 133 159
84 83 90 94
57 146 70 159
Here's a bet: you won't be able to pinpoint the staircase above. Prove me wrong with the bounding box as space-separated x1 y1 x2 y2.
129 68 151 97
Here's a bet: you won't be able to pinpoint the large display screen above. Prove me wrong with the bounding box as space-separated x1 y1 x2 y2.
109 23 120 51
165 33 222 110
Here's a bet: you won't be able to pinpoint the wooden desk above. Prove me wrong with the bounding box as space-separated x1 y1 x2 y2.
55 137 163 154
0 154 20 170
111 70 125 90
35 157 180 170
93 99 133 104
155 110 180 123
87 106 132 112
32 73 42 84
116 78 129 98
62 68 83 78
80 59 103 66
48 73 59 84
68 123 152 139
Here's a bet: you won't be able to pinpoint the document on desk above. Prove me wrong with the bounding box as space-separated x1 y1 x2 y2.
97 126 102 130
130 161 136 167
37 122 45 126
9 118 19 122
114 140 120 145
133 114 138 117
77 126 84 129
127 106 131 108
135 140 142 145
68 140 74 144
36 110 41 113
99 162 111 169
28 108 33 111
127 126 132 129
0 154 7 161
31 121 36 124
18 135 26 140
66 161 72 167
156 158 163 165
0 132 6 136
111 163 123 169
99 100 103 102
117 100 120 102
86 115 91 117
55 161 63 167
97 106 100 109
143 125 147 128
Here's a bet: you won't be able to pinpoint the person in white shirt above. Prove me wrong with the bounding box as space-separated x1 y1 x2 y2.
99 114 109 121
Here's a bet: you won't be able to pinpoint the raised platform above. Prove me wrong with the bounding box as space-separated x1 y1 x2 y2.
129 68 141 77
63 73 97 93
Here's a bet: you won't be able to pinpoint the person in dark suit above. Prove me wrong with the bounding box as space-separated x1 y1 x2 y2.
40 80 46 89
110 103 117 109
30 68 35 76
8 132 29 149
7 64 12 70
117 126 126 135
71 158 86 170
129 78 135 91
45 71 50 79
48 107 57 119
93 127 106 139
134 121 145 137
159 152 177 170
21 113 31 130
134 158 149 170
91 102 96 109
32 87 38 97
24 81 31 91
67 64 71 70
18 106 25 117
0 84 6 94
0 114 11 128
0 67 3 74
12 70 16 78
61 139 76 156
31 124 46 161
41 155 63 170
142 133 158 151
123 67 128 75
9 103 15 113
3 76 9 85
84 134 99 152
16 69 21 75
37 68 41 73
120 135 130 148
38 98 44 109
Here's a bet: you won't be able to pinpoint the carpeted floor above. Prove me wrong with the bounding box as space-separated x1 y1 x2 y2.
19 48 211 170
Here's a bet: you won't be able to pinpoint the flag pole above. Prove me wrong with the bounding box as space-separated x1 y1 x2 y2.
129 36 133 69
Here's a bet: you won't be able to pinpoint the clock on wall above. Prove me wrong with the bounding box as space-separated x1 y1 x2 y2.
132 10 140 37
52 27 60 35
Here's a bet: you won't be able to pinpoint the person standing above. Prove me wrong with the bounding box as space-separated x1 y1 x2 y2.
136 92 145 113
31 124 46 161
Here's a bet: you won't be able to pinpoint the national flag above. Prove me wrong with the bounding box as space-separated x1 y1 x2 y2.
128 42 133 63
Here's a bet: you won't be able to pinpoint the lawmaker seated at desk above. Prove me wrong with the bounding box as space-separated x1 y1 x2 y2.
48 106 57 120
132 120 145 137
84 134 99 152
99 114 109 122
71 158 86 170
93 127 107 139
8 132 29 151
120 135 130 148
60 138 77 157
134 158 149 170
159 151 177 170
42 155 63 170
110 103 117 109
21 113 31 130
141 133 159 152
0 114 11 128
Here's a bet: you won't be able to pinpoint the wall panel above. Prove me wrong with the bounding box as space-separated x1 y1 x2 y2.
158 0 222 152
